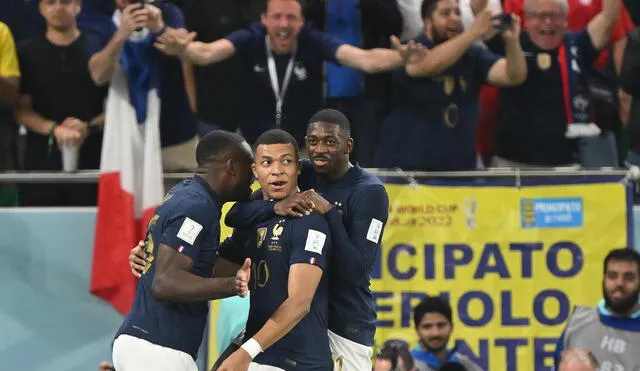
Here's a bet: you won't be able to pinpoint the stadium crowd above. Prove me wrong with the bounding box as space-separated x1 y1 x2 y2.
0 0 638 206
1 0 640 370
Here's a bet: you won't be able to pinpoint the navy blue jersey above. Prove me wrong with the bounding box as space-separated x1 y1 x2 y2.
376 34 499 171
224 23 343 145
218 213 332 370
226 164 389 346
115 176 222 359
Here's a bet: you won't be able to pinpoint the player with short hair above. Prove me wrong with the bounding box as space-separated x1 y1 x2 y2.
224 108 390 370
214 129 333 370
129 110 388 369
112 130 255 371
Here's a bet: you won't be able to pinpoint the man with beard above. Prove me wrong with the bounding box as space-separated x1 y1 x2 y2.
375 0 526 171
554 248 640 370
411 297 481 371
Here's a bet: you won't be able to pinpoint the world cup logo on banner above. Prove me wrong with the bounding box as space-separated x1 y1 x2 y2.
462 197 478 228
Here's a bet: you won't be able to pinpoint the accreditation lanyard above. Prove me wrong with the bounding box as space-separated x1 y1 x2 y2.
265 36 297 127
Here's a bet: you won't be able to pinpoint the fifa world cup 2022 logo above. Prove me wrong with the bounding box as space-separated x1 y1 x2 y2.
462 197 478 229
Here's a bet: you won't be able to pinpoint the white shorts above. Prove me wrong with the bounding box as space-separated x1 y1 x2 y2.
328 330 373 371
112 334 198 371
248 363 285 371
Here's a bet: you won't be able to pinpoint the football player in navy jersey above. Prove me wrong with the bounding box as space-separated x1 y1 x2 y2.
112 131 254 371
224 109 390 371
129 111 387 370
215 129 333 371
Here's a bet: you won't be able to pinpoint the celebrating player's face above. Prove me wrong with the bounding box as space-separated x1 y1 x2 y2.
416 312 452 353
425 0 463 44
261 0 304 53
252 143 300 201
602 259 640 315
306 122 351 177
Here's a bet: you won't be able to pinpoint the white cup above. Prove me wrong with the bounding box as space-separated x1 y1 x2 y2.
60 141 80 173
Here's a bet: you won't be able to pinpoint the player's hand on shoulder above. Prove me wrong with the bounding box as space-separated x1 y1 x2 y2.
129 240 147 278
274 190 316 217
216 348 251 371
235 258 251 297
304 190 334 215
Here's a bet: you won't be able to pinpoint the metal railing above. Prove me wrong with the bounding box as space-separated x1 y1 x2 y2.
0 167 637 185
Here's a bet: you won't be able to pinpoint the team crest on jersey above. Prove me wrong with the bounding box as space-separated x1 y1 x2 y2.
294 65 307 81
271 223 283 241
256 227 267 248
443 75 455 95
537 53 551 71
160 193 173 205
459 77 467 93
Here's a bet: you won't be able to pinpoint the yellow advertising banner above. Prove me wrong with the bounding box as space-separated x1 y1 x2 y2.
371 181 632 370
208 180 633 371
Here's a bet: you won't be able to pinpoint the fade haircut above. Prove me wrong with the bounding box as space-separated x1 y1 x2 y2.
253 129 300 160
413 296 453 328
604 248 640 276
307 108 351 137
195 130 248 168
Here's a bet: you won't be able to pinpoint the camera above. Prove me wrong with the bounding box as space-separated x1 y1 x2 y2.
493 13 513 33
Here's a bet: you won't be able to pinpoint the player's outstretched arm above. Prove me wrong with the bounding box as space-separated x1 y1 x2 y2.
226 194 315 228
151 244 247 302
217 263 323 371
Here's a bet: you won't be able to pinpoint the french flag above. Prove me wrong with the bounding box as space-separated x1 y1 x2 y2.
90 14 164 315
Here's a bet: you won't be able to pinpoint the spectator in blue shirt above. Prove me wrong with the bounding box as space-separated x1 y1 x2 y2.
154 0 421 146
376 0 526 171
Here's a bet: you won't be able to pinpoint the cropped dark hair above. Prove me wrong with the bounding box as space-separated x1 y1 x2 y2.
196 130 247 167
307 108 351 136
604 248 640 275
413 296 453 328
253 129 300 159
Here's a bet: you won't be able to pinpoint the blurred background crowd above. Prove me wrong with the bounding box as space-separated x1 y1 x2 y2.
0 0 638 207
